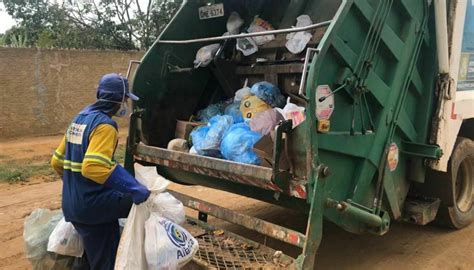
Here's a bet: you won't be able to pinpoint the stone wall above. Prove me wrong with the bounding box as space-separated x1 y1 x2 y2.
0 48 144 139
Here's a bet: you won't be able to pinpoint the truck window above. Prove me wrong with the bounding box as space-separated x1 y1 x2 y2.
458 1 474 91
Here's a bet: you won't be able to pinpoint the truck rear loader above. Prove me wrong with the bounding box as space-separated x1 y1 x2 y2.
123 0 474 268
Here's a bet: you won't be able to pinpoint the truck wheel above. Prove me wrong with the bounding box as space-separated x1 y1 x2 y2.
436 137 474 229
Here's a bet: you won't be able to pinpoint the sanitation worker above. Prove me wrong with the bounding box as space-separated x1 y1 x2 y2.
50 73 150 270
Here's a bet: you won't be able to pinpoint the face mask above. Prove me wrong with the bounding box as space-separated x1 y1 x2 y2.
115 100 130 118
114 76 130 118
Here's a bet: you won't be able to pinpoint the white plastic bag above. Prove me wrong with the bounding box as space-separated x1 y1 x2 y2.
248 17 275 45
134 163 170 193
167 138 190 153
47 218 84 258
236 36 258 56
286 15 313 54
150 192 186 225
189 146 198 155
286 31 313 54
194 43 221 68
227 12 244 34
144 213 198 269
282 98 306 128
23 209 76 270
24 209 63 262
115 163 170 270
234 79 251 102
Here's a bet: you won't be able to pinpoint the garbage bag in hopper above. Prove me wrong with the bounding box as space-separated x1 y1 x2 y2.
286 15 313 54
248 17 275 45
237 34 259 56
191 115 233 157
225 102 244 123
197 103 225 123
249 109 285 136
194 43 221 68
234 79 251 102
240 95 272 119
282 98 306 128
227 12 244 34
250 81 285 108
167 139 190 153
221 122 262 165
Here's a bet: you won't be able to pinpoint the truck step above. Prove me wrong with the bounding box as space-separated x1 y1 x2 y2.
183 218 295 269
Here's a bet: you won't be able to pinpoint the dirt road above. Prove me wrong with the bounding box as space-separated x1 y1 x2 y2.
1 134 473 270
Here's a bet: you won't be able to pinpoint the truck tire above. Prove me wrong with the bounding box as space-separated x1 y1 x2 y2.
435 137 474 229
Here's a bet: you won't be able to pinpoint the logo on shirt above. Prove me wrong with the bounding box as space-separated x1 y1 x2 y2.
66 123 87 145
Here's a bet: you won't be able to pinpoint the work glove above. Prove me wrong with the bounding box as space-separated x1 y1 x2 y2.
104 165 151 204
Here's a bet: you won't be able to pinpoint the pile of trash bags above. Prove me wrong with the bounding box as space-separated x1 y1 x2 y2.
169 81 306 166
23 209 85 270
194 12 314 66
24 164 198 270
187 12 312 165
116 163 198 269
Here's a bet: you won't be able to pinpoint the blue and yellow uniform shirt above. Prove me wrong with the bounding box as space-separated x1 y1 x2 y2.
51 111 126 224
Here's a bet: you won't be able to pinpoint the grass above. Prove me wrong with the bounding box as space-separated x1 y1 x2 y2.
0 160 55 183
0 143 127 183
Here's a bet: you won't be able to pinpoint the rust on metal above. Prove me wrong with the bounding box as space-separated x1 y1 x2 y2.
135 143 283 192
170 191 306 248
290 180 307 199
183 218 295 269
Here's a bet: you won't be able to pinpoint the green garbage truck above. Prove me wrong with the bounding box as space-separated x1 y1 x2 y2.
123 0 474 268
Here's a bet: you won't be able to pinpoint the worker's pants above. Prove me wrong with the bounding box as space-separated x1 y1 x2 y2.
71 195 132 270
72 221 120 270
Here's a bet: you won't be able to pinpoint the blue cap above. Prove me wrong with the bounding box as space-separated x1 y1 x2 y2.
96 73 139 102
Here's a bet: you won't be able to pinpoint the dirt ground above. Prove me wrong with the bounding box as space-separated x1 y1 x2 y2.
0 133 473 270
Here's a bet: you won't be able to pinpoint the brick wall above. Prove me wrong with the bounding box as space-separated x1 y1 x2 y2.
0 48 144 139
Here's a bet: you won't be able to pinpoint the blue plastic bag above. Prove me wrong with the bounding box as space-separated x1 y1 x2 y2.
224 102 244 123
197 103 225 123
190 125 209 146
250 81 285 108
190 115 233 157
220 123 262 165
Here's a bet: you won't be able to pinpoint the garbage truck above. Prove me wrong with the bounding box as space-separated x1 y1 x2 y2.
123 0 474 268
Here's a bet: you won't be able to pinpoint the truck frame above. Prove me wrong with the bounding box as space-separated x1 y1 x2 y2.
124 0 474 268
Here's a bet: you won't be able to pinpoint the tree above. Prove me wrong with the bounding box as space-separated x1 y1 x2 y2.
1 0 182 50
2 26 29 47
0 34 5 46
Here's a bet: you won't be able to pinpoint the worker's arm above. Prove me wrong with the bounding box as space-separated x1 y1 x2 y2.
82 124 118 184
51 136 66 176
82 124 150 204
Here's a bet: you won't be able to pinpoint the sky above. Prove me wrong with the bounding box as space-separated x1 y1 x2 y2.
0 3 16 34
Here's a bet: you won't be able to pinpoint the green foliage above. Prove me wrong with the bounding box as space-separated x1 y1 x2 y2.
10 33 28 47
3 27 29 47
36 29 54 48
0 160 55 183
2 0 183 50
